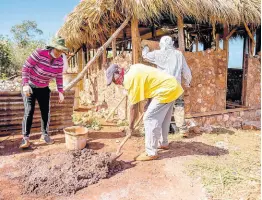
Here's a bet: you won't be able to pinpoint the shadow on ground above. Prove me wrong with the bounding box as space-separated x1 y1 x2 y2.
157 141 228 160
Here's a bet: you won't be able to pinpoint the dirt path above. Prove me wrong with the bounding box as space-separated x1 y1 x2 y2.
0 128 210 200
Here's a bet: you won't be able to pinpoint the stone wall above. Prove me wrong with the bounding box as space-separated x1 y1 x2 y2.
82 49 228 119
245 56 261 108
187 108 261 129
82 53 132 120
183 50 227 114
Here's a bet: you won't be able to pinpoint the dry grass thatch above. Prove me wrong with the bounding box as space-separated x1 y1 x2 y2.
58 0 261 49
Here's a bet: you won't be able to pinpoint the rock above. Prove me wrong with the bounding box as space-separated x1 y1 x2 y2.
215 141 228 150
200 125 213 133
232 121 242 129
189 126 201 134
242 121 261 130
255 110 261 117
223 114 229 121
93 126 101 131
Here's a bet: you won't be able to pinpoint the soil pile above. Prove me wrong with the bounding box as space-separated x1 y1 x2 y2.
20 149 129 196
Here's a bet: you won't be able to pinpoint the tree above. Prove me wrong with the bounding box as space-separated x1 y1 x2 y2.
0 35 12 78
10 20 43 47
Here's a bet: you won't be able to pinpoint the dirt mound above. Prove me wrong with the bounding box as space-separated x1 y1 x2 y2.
20 149 130 196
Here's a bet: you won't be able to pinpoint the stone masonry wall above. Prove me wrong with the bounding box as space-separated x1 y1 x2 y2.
188 109 261 129
245 56 261 108
184 50 227 114
83 49 228 119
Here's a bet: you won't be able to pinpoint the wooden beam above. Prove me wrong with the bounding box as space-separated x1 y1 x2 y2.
223 24 229 51
255 27 261 55
64 17 131 91
140 29 166 40
226 28 237 40
216 34 220 50
112 37 117 58
177 15 185 51
241 35 248 106
195 37 199 52
131 17 141 64
223 23 229 109
244 23 256 45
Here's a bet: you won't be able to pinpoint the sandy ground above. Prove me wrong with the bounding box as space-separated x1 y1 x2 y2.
0 126 227 200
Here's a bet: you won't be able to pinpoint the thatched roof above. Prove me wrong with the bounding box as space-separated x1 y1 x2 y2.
58 0 261 49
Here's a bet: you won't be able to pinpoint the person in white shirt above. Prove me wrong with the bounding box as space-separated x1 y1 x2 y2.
142 35 192 135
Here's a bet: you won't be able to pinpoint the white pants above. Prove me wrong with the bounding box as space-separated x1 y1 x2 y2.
143 99 175 156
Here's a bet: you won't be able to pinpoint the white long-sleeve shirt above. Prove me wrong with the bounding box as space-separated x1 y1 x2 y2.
142 46 192 85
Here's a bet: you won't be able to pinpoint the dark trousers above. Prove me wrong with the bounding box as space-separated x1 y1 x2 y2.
22 85 51 138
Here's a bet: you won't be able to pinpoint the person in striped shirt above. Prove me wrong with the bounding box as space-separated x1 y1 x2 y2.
20 37 69 149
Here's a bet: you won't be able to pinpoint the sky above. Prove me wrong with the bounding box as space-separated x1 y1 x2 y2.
0 0 79 41
0 0 243 68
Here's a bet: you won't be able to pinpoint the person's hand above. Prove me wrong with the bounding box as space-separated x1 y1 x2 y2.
58 92 64 103
22 85 32 97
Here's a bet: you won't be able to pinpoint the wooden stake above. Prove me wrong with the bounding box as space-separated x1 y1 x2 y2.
195 37 199 52
177 15 185 51
255 27 261 55
131 17 141 64
64 17 131 91
111 29 117 58
105 95 127 121
223 24 229 51
216 34 220 50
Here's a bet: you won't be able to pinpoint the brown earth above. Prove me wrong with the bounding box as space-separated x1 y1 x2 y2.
20 149 131 196
0 125 223 200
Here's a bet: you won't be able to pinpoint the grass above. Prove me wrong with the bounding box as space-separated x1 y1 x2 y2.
183 130 261 200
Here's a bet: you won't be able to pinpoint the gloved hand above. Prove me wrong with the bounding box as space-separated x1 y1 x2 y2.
22 85 32 97
58 92 64 103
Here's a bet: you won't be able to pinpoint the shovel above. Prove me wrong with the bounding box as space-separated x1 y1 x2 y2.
110 113 144 162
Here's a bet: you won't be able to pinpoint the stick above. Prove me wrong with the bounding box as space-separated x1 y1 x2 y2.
64 17 131 91
116 113 144 154
105 95 127 121
244 22 255 45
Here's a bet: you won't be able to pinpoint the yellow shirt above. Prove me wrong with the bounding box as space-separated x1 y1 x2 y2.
123 64 184 105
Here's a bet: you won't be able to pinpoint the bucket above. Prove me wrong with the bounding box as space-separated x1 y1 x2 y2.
63 126 88 150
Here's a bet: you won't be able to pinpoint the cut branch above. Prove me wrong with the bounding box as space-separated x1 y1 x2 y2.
64 17 131 91
226 28 237 40
244 23 255 44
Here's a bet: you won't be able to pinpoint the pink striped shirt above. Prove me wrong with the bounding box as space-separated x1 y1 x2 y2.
22 49 64 93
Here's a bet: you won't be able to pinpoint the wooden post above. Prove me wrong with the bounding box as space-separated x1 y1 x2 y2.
64 17 131 91
195 37 199 52
112 35 117 58
78 48 84 91
131 17 141 64
255 27 261 55
216 34 220 50
241 35 248 106
223 24 229 60
102 45 107 69
177 15 185 51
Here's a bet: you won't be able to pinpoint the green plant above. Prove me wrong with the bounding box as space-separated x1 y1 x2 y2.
72 112 102 130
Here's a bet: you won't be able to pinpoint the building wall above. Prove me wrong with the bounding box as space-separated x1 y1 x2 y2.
188 108 261 129
183 50 227 114
245 56 261 108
